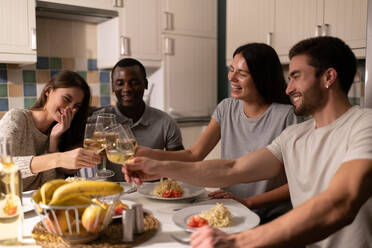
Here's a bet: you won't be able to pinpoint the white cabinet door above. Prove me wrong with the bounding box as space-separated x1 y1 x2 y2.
163 34 217 117
119 0 162 65
38 0 118 10
324 0 367 49
226 0 274 65
273 0 323 57
0 0 36 64
97 0 162 68
162 0 217 38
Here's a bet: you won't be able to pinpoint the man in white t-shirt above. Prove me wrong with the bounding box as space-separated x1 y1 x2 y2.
123 36 372 248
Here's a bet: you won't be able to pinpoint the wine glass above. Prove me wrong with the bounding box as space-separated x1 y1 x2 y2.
81 123 105 179
105 124 138 191
95 113 117 178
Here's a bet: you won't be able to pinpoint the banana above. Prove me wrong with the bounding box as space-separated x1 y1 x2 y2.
53 195 93 206
40 179 68 204
48 181 123 206
32 189 42 204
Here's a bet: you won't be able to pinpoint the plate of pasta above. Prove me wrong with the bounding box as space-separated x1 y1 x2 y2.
173 199 260 233
138 180 205 200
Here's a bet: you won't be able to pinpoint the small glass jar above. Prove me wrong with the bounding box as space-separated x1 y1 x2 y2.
0 138 23 245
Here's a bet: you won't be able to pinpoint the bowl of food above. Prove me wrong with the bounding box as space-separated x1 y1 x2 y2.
32 179 123 244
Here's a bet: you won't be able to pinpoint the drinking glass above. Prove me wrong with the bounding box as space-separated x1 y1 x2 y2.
0 138 23 244
105 124 138 191
95 113 117 178
82 123 105 179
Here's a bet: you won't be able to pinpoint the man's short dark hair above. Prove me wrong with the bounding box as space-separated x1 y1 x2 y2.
289 36 357 94
111 58 147 82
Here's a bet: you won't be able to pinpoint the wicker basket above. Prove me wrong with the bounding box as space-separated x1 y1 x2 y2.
32 196 119 244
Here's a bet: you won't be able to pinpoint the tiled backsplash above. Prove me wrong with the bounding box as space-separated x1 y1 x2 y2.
0 56 111 118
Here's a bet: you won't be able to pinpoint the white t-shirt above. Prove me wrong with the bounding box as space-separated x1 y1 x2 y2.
267 106 372 248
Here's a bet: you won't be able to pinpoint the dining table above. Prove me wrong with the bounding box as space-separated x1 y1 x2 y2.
19 183 259 248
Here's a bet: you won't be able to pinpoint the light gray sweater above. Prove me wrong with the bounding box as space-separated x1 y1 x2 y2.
0 108 63 191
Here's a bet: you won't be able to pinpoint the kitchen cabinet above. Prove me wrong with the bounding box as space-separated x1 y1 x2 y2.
273 0 323 58
162 34 217 117
148 34 217 117
37 0 119 11
98 0 162 68
226 0 274 65
0 0 36 64
226 0 367 64
162 0 217 38
323 0 367 52
273 0 367 60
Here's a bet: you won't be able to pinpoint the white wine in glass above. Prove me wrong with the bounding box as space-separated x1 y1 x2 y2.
82 123 106 179
95 113 117 178
105 124 138 190
106 138 137 164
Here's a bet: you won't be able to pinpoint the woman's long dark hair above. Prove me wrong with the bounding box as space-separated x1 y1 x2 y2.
233 43 290 104
32 70 91 151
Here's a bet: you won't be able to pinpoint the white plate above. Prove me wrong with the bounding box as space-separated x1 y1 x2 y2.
22 190 35 213
172 200 260 234
138 182 205 201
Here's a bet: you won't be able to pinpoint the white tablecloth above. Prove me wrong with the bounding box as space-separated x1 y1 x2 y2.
17 184 255 247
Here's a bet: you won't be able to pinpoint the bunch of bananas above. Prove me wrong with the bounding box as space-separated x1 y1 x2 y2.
32 179 123 206
32 179 124 235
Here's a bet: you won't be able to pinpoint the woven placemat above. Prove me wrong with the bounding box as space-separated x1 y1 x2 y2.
32 212 159 248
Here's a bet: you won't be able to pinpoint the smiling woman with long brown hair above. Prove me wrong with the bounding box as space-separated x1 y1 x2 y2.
136 43 305 223
0 70 101 191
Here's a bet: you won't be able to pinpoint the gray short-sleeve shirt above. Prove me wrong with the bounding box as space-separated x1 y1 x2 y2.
212 98 304 218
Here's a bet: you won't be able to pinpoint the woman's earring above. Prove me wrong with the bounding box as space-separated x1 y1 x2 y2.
325 85 329 89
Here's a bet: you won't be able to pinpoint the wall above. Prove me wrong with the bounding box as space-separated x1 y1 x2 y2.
0 17 111 119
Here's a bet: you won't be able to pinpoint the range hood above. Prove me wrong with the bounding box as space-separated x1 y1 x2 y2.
36 1 118 24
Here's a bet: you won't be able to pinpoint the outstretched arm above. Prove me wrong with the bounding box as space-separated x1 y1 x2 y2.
124 148 284 188
135 119 221 161
192 159 372 247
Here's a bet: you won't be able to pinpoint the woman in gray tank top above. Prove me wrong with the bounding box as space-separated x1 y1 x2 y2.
136 43 305 223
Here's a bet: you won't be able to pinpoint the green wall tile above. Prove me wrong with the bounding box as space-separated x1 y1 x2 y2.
0 84 7 97
100 83 110 96
24 97 37 109
50 57 62 70
23 70 36 83
77 71 87 81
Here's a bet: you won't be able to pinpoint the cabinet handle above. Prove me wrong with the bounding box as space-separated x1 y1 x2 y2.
31 28 37 50
114 0 123 8
322 24 330 36
164 37 174 55
315 25 322 36
266 32 272 46
120 36 130 56
163 12 173 30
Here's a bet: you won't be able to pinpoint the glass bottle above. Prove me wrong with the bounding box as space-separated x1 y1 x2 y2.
0 138 23 245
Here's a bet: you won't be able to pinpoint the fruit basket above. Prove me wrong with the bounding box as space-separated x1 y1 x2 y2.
32 197 119 244
31 180 123 244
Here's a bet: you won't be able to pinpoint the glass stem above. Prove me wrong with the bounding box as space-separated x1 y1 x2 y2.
94 164 98 178
102 157 107 171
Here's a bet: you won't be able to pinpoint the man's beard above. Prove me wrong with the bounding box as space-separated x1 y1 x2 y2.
293 81 324 116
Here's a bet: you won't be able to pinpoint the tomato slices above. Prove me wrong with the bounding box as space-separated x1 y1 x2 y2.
161 190 183 198
114 202 129 215
188 215 209 228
